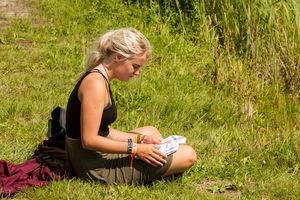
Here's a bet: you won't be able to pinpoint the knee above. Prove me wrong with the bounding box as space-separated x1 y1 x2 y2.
144 126 160 136
163 145 197 176
183 145 197 167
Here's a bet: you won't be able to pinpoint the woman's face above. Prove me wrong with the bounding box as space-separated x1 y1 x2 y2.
113 53 147 82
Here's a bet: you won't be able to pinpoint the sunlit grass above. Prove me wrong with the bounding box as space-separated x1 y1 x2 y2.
0 0 299 199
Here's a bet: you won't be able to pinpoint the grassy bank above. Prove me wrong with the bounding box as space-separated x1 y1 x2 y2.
0 0 299 199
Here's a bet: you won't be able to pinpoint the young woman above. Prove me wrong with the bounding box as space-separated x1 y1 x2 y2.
65 28 197 184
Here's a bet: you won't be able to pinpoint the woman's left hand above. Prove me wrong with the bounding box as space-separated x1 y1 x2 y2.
142 134 163 144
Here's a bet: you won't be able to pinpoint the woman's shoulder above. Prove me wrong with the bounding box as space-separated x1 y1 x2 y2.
78 72 107 101
82 72 106 87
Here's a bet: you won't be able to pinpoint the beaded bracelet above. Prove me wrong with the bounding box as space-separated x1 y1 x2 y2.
140 135 146 144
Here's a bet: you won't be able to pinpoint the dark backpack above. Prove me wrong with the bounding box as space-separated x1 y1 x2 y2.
47 107 66 150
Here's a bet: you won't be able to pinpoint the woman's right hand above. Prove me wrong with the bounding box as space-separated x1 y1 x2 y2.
136 144 167 167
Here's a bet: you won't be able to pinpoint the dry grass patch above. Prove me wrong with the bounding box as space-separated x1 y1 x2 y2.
0 0 32 26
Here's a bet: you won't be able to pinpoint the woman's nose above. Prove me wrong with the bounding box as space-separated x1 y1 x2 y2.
134 69 139 75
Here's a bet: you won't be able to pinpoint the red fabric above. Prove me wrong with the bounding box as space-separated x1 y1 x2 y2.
0 157 74 198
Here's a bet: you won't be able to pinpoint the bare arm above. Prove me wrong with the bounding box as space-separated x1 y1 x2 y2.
108 128 139 142
78 73 128 153
109 127 164 144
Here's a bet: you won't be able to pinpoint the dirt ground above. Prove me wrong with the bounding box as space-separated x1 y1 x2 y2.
0 0 31 25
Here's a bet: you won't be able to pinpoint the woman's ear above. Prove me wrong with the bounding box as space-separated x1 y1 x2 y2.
115 53 124 62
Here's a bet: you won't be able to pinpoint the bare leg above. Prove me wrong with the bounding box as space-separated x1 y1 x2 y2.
163 145 197 177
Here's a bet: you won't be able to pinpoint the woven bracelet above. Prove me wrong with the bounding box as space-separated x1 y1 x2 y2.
135 134 140 143
127 138 133 154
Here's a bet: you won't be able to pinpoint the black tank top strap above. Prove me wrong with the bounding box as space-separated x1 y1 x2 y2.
90 68 109 83
89 68 112 110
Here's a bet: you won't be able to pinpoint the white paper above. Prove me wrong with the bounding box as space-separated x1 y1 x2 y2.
158 135 186 156
135 135 186 159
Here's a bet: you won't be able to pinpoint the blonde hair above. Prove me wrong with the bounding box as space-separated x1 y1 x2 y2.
85 28 152 73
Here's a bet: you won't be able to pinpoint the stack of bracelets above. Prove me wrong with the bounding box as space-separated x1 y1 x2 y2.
127 134 146 169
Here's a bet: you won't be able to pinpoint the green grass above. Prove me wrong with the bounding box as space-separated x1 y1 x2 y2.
1 0 300 199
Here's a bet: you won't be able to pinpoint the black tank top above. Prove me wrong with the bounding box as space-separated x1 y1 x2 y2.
66 69 117 139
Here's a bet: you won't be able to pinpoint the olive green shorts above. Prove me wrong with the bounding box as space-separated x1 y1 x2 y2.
66 136 173 185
